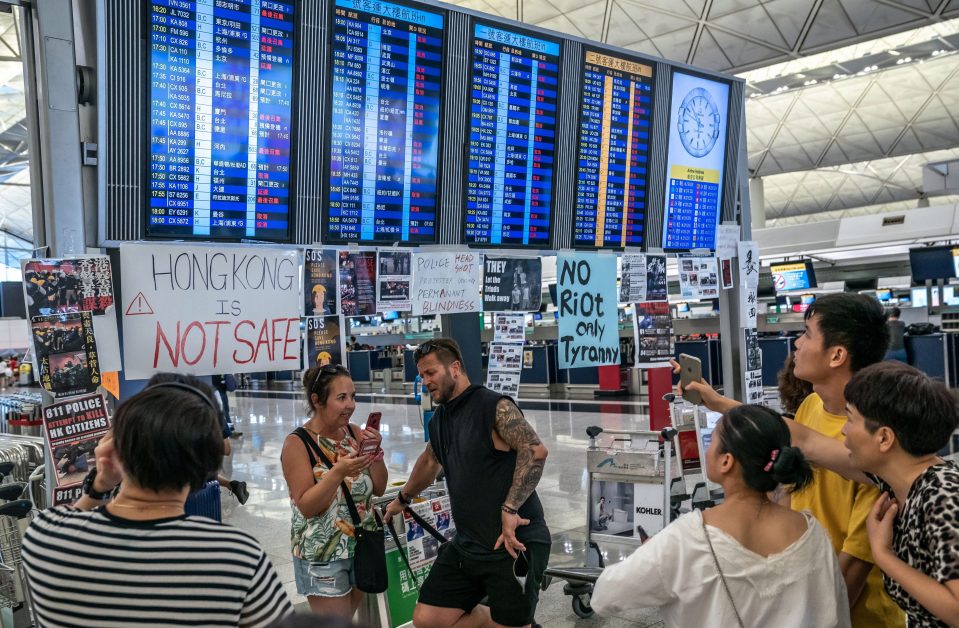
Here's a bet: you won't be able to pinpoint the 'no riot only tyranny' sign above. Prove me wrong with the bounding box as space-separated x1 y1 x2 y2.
120 243 301 379
557 252 620 369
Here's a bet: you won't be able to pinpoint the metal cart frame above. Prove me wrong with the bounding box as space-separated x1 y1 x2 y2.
542 426 679 619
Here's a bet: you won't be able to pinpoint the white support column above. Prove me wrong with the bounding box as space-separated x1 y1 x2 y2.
749 176 766 230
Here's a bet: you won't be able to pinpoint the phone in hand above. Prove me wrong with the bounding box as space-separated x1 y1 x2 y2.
358 438 380 457
365 411 382 431
678 353 704 405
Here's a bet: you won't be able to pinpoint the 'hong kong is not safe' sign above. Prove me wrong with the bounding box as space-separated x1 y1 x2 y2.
120 243 301 379
557 252 620 369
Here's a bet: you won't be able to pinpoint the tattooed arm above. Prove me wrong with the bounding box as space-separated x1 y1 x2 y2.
493 398 548 557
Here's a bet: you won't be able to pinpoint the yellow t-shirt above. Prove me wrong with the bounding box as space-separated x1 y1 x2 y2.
791 394 905 628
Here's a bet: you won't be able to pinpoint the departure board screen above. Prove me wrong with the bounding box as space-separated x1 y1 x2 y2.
325 0 444 244
574 50 654 249
147 0 295 242
464 24 560 247
661 71 730 251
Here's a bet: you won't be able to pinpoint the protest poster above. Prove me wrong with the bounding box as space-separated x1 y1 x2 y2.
645 255 668 302
22 256 121 372
557 253 619 369
620 254 667 304
486 370 520 399
411 252 482 316
482 257 542 312
376 250 412 313
304 249 339 317
32 312 100 398
42 393 111 505
339 251 377 317
678 256 719 300
738 241 760 289
744 328 762 371
403 497 455 569
720 258 734 289
741 285 759 328
119 243 301 379
633 302 674 367
715 224 740 260
492 313 525 343
305 315 345 368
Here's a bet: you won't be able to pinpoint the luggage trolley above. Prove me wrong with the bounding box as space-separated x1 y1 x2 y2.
542 426 679 619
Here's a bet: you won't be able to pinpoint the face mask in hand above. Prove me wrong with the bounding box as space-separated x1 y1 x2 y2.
513 551 529 592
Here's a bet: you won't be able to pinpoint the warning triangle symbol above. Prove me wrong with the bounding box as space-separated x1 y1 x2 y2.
125 292 155 316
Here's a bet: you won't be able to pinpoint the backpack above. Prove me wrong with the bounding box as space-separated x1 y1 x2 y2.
905 322 939 336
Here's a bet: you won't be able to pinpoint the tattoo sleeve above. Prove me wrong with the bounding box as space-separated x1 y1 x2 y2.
495 398 546 508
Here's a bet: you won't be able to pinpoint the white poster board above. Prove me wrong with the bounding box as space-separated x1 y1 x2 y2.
411 252 482 316
119 243 301 379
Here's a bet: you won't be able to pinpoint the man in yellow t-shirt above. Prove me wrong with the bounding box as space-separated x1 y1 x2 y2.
787 293 904 627
683 292 904 627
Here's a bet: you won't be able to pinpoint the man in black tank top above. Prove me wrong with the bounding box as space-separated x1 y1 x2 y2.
384 338 550 628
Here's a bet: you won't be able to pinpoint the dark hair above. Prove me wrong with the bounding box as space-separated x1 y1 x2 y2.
146 373 219 407
845 361 959 456
777 353 813 415
804 292 889 372
413 338 464 368
890 307 901 318
113 380 224 492
717 405 813 494
270 616 363 628
303 364 352 412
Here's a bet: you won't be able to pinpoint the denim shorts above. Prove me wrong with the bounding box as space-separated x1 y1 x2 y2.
293 556 355 598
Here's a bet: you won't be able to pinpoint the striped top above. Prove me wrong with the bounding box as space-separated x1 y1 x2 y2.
22 506 293 627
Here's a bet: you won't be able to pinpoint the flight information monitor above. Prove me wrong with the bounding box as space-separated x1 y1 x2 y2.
147 0 295 241
661 71 730 251
464 23 560 247
325 0 444 244
574 50 654 249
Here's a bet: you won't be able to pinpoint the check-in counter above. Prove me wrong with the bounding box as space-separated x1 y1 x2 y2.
348 351 373 393
759 337 792 386
906 333 954 386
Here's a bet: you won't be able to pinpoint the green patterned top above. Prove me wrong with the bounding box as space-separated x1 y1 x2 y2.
290 428 375 562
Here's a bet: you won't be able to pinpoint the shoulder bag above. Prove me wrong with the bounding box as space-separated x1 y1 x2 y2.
293 426 388 594
701 513 746 628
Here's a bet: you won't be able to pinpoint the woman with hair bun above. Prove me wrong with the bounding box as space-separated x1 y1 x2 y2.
281 365 387 619
592 405 850 627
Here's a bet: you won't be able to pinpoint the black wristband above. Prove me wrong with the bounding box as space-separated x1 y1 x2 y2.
501 504 518 515
397 490 412 506
81 469 114 500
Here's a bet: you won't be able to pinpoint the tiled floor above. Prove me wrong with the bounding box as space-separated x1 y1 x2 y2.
222 391 665 627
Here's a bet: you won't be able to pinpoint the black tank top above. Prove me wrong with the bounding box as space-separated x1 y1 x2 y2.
428 385 550 559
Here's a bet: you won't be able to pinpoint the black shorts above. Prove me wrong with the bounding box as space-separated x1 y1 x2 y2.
417 541 550 627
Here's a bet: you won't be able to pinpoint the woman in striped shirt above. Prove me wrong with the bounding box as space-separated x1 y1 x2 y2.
22 380 293 627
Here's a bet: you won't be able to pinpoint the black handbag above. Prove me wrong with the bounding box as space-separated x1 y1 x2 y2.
294 427 388 594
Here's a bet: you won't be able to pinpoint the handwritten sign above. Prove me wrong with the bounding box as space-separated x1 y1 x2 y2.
411 252 482 316
120 243 300 379
557 253 619 369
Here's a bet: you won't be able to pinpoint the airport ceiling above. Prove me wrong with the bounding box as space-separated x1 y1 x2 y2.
0 3 958 245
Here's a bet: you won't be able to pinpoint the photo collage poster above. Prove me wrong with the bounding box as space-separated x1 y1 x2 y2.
339 251 377 317
486 313 526 399
23 255 121 377
31 312 101 398
677 255 719 300
376 251 412 313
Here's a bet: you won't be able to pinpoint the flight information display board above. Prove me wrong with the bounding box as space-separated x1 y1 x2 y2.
574 50 654 249
464 24 560 247
325 0 444 244
661 71 730 251
147 0 295 241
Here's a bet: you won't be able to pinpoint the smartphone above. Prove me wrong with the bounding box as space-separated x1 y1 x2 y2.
678 353 704 405
359 438 380 456
365 412 382 431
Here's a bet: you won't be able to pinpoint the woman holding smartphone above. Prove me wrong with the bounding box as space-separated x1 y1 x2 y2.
281 365 387 618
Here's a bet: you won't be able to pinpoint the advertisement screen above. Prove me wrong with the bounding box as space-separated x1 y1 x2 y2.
661 71 730 251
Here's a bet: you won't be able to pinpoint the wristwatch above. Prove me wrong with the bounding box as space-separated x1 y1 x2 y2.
81 469 113 500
